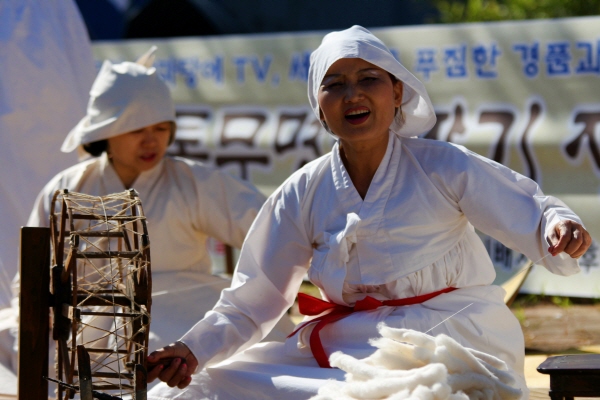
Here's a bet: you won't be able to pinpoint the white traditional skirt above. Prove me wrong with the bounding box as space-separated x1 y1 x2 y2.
148 285 528 400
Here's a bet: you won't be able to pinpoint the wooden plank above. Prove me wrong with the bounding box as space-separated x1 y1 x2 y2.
501 261 533 306
537 354 600 398
76 345 94 400
75 294 132 307
70 231 125 237
71 214 141 221
76 250 141 259
538 354 600 373
135 364 147 400
17 227 50 400
225 244 235 275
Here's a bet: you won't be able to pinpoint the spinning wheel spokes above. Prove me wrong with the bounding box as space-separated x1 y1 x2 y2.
49 189 152 399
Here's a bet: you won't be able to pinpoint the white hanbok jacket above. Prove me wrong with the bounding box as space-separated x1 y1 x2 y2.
150 133 582 399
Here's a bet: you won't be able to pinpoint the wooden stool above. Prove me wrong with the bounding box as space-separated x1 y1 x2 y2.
537 354 600 400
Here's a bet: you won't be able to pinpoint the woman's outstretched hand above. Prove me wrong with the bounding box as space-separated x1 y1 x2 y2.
548 220 592 258
147 341 198 389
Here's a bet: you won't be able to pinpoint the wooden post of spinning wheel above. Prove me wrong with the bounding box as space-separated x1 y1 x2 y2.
18 226 51 399
18 189 152 400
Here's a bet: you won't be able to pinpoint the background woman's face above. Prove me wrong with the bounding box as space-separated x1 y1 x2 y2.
318 58 402 146
108 121 172 185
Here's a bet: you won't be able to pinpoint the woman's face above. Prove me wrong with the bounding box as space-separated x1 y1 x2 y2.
318 58 402 146
107 121 172 187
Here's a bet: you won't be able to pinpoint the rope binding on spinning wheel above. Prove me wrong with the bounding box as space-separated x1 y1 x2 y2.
48 189 152 400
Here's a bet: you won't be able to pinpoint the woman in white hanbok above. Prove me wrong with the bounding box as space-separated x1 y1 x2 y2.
0 49 294 392
146 26 591 400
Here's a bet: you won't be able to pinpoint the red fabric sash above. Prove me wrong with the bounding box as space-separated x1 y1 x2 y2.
287 287 458 368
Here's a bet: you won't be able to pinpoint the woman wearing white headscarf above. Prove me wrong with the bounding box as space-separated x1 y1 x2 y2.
147 26 590 399
2 48 294 387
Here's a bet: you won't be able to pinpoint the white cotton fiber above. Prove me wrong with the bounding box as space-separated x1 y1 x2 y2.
467 348 509 370
409 383 445 400
329 352 438 382
447 372 498 390
448 393 471 400
432 345 474 374
367 337 426 369
343 364 446 398
477 360 517 386
383 389 411 400
434 335 494 378
309 324 523 400
377 324 437 351
310 381 354 400
448 371 522 398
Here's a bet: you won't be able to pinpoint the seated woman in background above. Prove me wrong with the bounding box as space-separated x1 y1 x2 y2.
145 26 590 399
0 48 294 385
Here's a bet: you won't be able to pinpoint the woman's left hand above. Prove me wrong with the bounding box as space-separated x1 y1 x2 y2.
147 341 198 389
548 220 592 258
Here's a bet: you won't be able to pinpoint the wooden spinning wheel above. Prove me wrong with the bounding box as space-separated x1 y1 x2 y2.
18 189 152 400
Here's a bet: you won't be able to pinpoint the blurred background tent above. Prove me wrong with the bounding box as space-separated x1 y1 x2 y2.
0 0 95 308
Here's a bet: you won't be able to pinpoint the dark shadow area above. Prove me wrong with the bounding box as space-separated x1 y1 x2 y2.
76 0 439 40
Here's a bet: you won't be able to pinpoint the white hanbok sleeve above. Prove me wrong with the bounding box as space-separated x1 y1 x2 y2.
26 181 55 228
427 143 581 276
25 160 92 229
187 163 267 248
11 172 66 301
13 161 92 300
179 177 313 370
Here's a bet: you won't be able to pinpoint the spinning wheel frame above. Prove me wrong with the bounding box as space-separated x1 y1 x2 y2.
48 189 152 400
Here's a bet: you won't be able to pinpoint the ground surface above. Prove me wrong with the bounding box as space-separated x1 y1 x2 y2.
516 299 600 354
515 297 600 399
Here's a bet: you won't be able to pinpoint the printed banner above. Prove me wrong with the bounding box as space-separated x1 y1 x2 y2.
93 17 600 297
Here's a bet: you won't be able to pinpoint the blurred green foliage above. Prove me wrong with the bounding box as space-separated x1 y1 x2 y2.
430 0 600 23
512 293 600 308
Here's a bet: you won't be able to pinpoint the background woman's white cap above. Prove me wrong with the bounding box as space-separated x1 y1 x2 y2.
308 25 436 138
61 46 176 153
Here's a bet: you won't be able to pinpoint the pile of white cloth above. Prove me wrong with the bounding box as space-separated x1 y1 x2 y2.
311 324 523 400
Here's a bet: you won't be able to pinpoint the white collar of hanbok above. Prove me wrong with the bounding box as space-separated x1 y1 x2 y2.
331 132 399 215
98 152 166 198
319 133 399 303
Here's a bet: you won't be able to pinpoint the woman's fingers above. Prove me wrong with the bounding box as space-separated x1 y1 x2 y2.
548 221 569 255
566 226 592 258
166 359 189 388
548 220 592 258
147 362 164 382
159 357 185 386
146 347 175 382
157 358 194 389
178 375 193 389
146 342 196 386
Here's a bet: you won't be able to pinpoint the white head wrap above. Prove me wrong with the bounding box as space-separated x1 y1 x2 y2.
308 25 436 138
61 46 176 153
